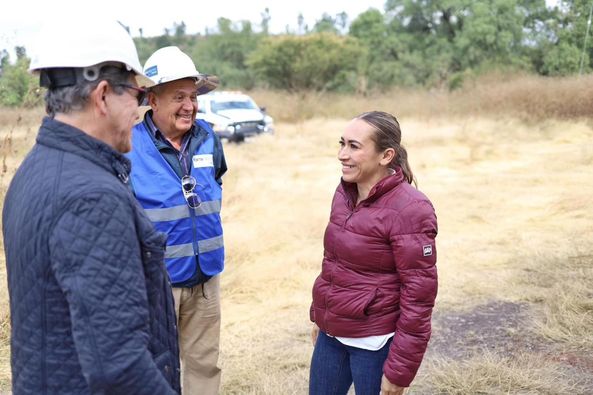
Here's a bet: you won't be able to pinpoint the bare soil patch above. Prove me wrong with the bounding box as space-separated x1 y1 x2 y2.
429 301 545 359
425 301 593 391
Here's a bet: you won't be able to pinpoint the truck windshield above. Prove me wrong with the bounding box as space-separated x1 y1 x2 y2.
211 100 258 113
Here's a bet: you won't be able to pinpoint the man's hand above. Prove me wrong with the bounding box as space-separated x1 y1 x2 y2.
380 374 405 395
311 324 320 346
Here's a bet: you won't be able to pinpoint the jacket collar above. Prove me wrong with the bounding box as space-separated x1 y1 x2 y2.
341 167 406 207
36 116 132 184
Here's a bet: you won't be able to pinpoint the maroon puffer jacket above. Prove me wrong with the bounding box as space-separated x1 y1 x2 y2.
310 167 438 387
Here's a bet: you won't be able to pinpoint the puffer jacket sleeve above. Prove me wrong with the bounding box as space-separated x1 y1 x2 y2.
383 199 438 387
49 190 177 394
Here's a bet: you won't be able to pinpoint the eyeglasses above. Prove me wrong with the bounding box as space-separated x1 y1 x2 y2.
115 83 147 106
181 175 202 208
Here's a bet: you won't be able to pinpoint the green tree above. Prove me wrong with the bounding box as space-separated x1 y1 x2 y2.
134 37 159 64
0 48 42 107
541 0 593 74
518 0 558 73
297 13 307 35
0 49 9 69
336 12 349 34
350 8 405 90
154 31 174 49
313 13 340 34
453 0 528 69
350 6 448 89
383 0 465 86
385 0 464 40
191 19 262 89
350 8 387 46
542 41 583 74
248 33 364 91
170 21 188 46
260 8 271 34
381 0 559 86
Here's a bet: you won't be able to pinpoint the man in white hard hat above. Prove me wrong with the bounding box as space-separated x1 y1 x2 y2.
2 20 180 394
127 46 226 395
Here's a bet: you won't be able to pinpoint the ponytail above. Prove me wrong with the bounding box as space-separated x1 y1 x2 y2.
356 111 416 186
395 145 415 186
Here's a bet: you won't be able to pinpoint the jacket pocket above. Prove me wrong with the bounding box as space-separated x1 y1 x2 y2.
327 285 378 319
141 232 167 295
140 230 173 356
154 350 174 384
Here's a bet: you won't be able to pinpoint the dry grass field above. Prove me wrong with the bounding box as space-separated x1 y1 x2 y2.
0 77 592 394
219 116 593 394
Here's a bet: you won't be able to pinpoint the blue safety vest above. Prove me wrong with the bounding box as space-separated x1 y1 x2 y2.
127 120 224 284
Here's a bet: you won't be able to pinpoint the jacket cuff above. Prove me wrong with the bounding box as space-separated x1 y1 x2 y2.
383 366 413 388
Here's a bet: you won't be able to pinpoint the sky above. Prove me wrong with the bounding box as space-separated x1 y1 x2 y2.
0 0 386 59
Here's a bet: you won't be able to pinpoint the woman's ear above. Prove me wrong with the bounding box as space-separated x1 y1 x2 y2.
380 147 396 166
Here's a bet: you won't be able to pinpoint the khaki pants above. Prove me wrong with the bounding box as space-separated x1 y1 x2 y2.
172 275 221 395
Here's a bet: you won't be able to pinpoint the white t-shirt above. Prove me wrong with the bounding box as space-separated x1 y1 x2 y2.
335 332 395 351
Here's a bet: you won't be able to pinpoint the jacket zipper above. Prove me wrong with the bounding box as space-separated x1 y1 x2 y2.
42 268 48 393
325 267 331 335
186 186 200 270
177 154 201 270
342 209 354 229
328 207 355 334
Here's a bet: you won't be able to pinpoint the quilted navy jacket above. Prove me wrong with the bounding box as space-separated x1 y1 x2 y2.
2 117 180 394
311 167 438 387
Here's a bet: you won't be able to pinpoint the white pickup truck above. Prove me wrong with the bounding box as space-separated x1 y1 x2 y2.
196 91 274 142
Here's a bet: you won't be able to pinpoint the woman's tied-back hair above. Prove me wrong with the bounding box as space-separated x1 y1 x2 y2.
356 111 416 185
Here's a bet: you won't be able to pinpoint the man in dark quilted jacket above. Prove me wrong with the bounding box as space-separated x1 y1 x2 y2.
2 19 180 394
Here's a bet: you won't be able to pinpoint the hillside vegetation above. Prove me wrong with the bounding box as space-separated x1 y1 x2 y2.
2 1 593 107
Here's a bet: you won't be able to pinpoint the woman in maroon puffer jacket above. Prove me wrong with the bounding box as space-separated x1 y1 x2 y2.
309 111 438 395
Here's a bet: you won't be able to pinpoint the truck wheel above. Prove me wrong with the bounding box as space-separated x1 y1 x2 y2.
230 133 245 143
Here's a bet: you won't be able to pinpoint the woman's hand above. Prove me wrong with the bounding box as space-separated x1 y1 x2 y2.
311 324 320 346
380 374 405 395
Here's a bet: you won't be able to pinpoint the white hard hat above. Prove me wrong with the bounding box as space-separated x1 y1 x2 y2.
143 46 219 94
29 18 153 88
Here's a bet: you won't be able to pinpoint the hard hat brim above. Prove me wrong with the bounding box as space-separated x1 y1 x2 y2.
150 73 219 94
134 73 155 88
197 74 219 95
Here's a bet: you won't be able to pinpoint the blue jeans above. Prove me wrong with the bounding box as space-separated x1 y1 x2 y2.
309 331 392 395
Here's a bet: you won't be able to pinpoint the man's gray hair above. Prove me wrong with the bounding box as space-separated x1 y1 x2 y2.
44 65 133 117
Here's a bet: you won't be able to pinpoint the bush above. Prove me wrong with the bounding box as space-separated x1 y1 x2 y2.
248 33 364 92
0 57 41 108
542 42 584 76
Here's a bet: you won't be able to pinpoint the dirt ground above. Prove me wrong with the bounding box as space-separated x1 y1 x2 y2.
424 300 593 392
429 301 546 359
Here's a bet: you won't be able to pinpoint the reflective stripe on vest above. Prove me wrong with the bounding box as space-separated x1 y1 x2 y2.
144 201 222 222
165 235 225 259
127 120 224 283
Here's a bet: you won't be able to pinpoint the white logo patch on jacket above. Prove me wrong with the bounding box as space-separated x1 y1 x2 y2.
423 245 433 256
